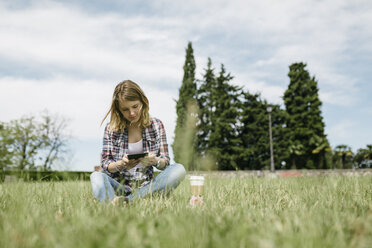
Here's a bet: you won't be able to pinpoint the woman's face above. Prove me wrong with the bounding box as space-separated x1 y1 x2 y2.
119 100 142 124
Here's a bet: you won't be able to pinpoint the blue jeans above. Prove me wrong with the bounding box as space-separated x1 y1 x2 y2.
90 163 186 202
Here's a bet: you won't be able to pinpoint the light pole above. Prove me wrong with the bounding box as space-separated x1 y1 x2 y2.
267 106 275 173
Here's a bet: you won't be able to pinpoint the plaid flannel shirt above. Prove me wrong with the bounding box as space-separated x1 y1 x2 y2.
100 117 170 189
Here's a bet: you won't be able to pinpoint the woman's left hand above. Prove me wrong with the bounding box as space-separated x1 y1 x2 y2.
140 152 158 167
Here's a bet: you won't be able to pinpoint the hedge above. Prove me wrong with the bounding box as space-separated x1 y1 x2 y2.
1 170 92 182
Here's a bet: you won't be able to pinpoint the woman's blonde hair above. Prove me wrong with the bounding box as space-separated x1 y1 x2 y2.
102 80 150 131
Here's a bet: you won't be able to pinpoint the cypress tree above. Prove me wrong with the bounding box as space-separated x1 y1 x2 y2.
208 64 242 170
238 92 268 169
283 62 328 169
172 42 197 168
196 58 216 155
270 105 291 169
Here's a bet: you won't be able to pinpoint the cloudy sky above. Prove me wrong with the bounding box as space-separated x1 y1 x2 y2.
1 0 371 171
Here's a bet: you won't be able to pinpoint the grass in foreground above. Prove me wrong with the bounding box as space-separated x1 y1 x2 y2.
0 175 371 248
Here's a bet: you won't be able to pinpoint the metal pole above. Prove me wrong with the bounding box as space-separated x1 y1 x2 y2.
267 108 275 172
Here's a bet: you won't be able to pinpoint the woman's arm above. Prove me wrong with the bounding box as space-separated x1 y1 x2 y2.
141 118 170 169
100 124 115 174
157 119 170 168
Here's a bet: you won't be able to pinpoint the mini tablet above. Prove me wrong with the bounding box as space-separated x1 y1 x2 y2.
128 152 148 160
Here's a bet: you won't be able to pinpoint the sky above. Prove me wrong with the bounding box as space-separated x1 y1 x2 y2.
1 0 371 171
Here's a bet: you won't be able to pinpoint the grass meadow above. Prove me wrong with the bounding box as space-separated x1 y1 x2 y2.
0 175 371 248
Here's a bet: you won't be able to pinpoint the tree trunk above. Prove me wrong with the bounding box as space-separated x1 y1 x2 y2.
319 151 324 169
20 143 27 170
342 154 346 169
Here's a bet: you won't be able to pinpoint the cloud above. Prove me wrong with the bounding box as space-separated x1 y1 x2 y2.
1 0 371 106
0 2 185 85
325 119 370 151
232 76 285 105
328 120 355 141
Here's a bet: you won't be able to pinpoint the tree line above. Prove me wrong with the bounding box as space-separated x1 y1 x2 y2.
173 42 372 170
0 111 70 171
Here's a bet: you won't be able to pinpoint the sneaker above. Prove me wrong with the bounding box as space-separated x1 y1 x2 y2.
112 196 129 206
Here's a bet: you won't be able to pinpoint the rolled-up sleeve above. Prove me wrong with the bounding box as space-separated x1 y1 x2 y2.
157 119 170 167
100 124 114 176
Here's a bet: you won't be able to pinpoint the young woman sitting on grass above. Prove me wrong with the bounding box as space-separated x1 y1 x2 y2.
90 80 186 205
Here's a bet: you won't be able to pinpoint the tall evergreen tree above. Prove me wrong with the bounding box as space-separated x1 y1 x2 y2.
283 62 328 169
238 92 289 170
238 92 268 169
196 58 216 155
207 64 242 170
172 42 198 168
268 104 290 170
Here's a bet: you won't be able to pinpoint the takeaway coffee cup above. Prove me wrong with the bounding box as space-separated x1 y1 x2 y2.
190 175 204 196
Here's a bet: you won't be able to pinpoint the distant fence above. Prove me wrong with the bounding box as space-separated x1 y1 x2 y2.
1 170 92 182
188 169 372 178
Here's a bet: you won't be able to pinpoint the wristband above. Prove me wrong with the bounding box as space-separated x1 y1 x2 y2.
156 158 161 168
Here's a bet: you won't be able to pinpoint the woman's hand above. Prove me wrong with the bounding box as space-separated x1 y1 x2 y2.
140 152 158 167
116 155 140 171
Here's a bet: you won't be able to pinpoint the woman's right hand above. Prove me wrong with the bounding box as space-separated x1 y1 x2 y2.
117 155 140 171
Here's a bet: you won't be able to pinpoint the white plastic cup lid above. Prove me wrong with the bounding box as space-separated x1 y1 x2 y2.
190 176 204 181
190 176 204 186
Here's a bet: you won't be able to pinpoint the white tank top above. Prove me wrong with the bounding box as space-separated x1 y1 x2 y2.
128 139 146 180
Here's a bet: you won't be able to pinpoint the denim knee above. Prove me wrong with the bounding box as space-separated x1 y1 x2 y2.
90 171 114 202
90 171 105 182
169 163 186 182
90 171 109 189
